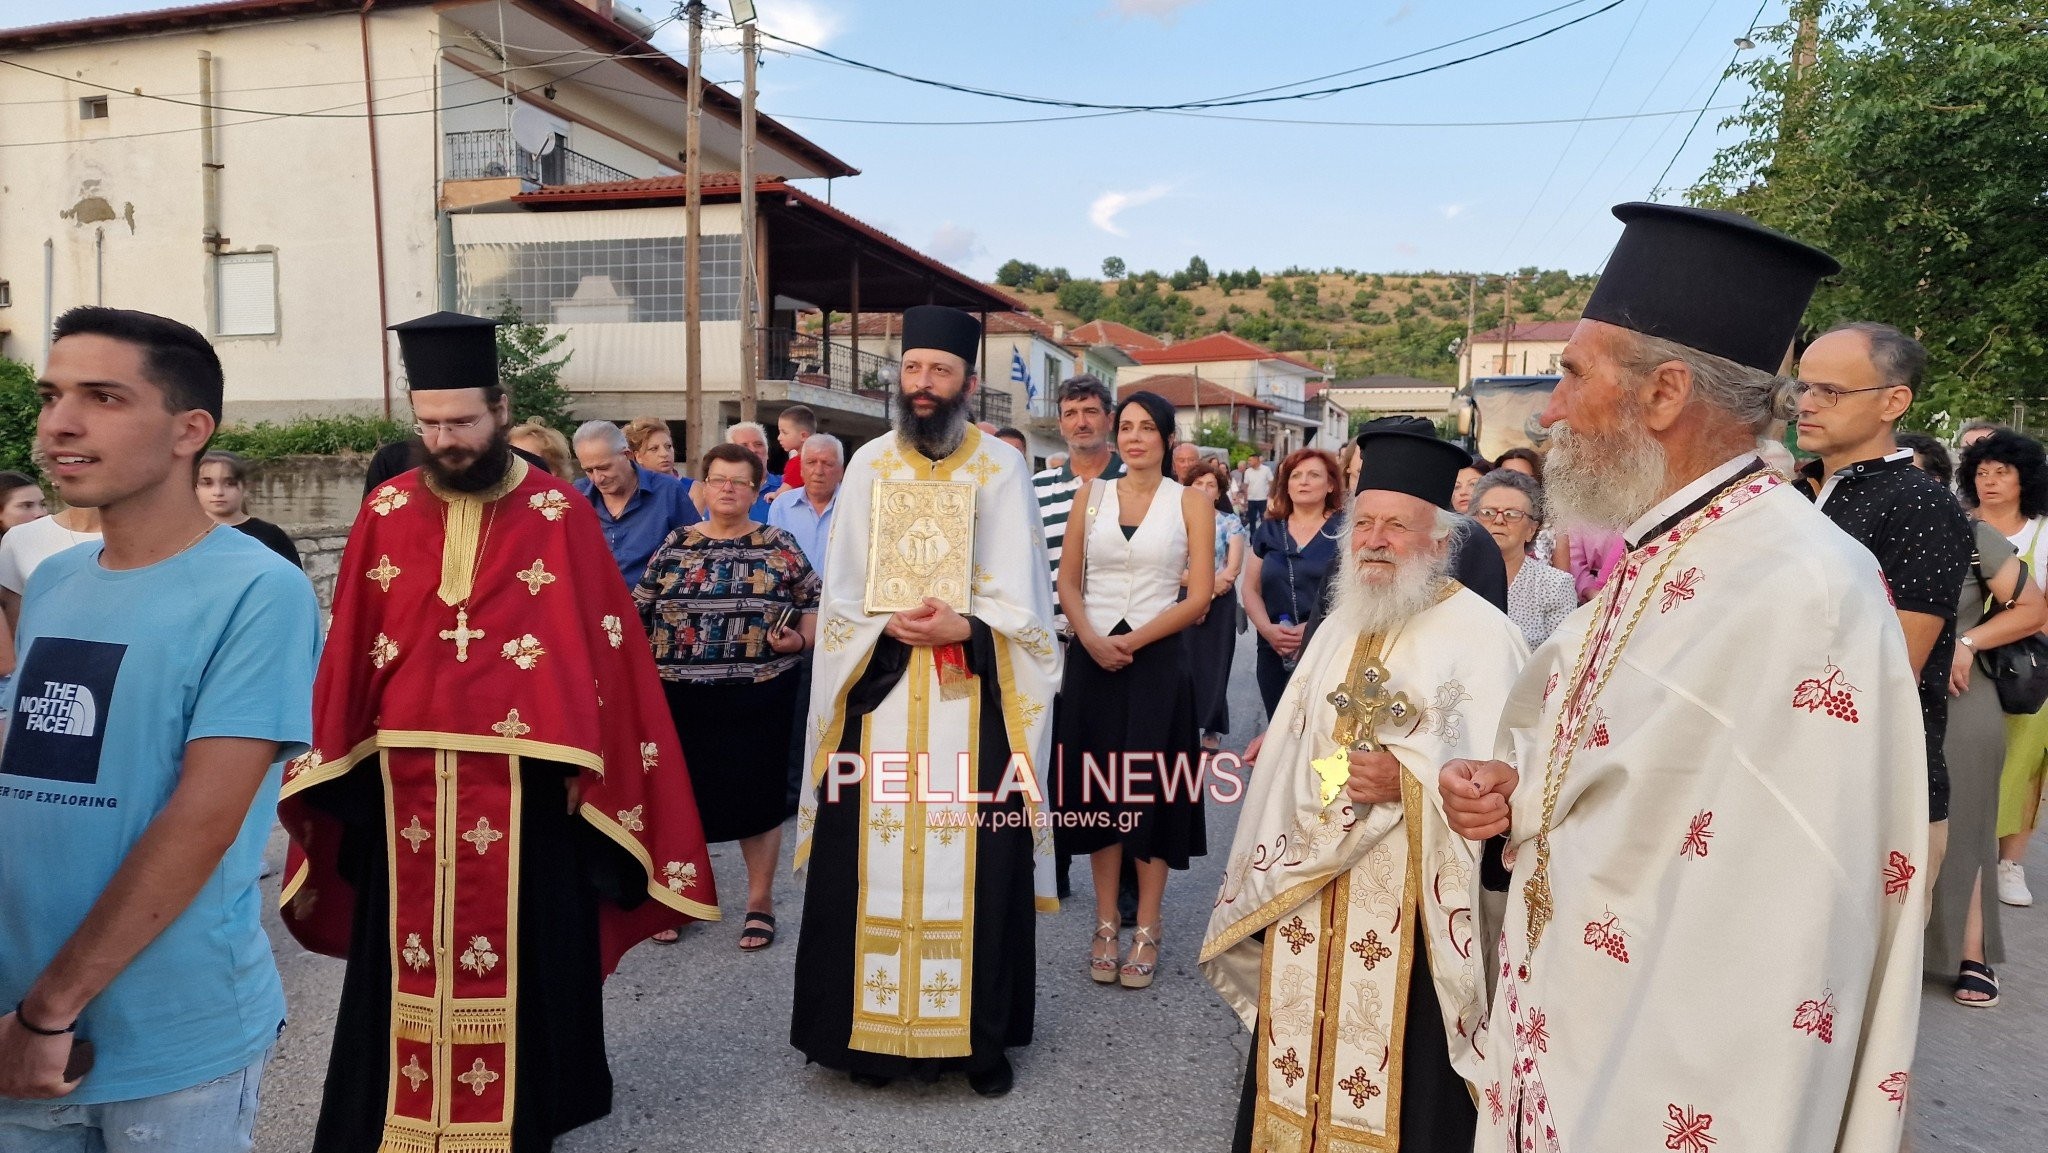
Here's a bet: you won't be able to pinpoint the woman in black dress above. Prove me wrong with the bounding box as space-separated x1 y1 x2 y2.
635 442 818 949
1056 391 1214 990
197 450 301 566
1180 457 1245 753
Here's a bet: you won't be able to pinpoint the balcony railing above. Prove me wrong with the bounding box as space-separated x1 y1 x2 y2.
444 129 633 188
1256 389 1307 418
977 389 1013 425
763 328 901 393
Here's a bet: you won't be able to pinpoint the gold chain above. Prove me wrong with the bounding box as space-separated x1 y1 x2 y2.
1520 475 1764 955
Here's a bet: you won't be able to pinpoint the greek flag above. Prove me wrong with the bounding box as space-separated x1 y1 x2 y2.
1011 347 1035 406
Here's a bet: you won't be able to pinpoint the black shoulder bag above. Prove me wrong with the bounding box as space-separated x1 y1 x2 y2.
1972 543 2048 716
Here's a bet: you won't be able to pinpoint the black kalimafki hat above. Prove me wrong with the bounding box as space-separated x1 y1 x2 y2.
1582 202 1840 373
389 311 500 392
900 305 981 369
1354 417 1468 509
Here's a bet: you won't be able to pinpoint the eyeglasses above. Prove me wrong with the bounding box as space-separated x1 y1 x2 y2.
1473 507 1533 524
1789 381 1893 409
701 477 758 492
1351 517 1427 537
414 416 487 436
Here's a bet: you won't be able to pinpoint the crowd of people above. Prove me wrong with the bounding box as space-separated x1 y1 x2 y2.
0 200 2033 1153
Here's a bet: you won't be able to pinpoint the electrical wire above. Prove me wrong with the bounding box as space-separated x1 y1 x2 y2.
768 104 1738 129
744 0 1632 113
1647 0 1772 200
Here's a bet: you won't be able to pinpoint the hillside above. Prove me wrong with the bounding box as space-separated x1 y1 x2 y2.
988 261 1595 383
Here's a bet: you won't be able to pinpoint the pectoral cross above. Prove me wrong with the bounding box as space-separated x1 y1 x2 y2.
1326 658 1415 755
440 607 485 662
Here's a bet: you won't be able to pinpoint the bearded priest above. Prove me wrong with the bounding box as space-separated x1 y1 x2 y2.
790 305 1063 1098
279 312 718 1153
1204 426 1528 1153
1440 204 1927 1153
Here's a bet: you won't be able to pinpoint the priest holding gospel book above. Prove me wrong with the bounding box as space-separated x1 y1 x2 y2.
790 305 1063 1098
1440 204 1927 1153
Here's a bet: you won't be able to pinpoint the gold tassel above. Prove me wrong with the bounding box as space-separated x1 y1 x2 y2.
376 1127 438 1153
393 1002 436 1042
441 1136 515 1153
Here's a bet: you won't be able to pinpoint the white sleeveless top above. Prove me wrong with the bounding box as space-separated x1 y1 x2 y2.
1082 476 1189 634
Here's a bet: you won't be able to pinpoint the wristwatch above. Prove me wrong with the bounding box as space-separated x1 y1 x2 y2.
1959 635 1977 650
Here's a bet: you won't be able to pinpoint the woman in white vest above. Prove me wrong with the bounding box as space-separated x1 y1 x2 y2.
1055 390 1216 990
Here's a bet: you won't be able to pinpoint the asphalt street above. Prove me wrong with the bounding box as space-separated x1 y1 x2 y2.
251 623 2048 1153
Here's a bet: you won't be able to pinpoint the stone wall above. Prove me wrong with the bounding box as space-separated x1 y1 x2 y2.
245 453 373 529
288 524 355 612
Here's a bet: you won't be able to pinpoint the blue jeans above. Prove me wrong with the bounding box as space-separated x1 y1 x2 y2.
0 1046 269 1153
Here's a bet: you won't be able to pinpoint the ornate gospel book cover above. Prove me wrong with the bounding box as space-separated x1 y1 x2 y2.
863 478 976 615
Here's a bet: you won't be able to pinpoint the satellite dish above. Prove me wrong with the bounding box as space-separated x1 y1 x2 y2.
510 102 558 155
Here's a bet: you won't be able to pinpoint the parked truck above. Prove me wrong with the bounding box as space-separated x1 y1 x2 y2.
1454 374 1560 461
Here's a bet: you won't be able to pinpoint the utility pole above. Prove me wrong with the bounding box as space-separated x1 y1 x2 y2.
1463 275 1478 387
682 0 706 470
1499 276 1515 377
737 18 759 425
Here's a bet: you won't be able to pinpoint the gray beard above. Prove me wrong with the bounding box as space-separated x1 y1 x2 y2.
1545 419 1668 532
1323 544 1454 640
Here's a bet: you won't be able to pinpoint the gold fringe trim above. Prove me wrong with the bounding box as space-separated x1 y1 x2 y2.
377 1123 437 1153
447 1004 510 1046
393 1001 436 1043
848 1021 973 1059
441 1138 515 1153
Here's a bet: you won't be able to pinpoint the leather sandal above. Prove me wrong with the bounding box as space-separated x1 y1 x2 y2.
1121 924 1161 990
738 910 777 951
1954 959 2000 1007
1090 919 1120 984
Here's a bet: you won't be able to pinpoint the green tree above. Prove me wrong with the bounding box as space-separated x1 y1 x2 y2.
1101 256 1126 280
1056 278 1106 320
1694 0 2048 421
492 299 575 433
994 259 1043 288
0 359 39 475
1185 255 1211 287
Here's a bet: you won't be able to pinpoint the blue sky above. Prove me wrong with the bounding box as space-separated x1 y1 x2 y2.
24 0 1791 280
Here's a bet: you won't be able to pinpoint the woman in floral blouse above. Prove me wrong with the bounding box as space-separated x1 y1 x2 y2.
1469 469 1576 649
635 442 819 948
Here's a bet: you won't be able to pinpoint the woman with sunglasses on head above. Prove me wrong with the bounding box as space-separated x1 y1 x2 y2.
1469 468 1575 648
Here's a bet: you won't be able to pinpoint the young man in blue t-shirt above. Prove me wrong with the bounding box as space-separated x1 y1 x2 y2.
0 308 319 1152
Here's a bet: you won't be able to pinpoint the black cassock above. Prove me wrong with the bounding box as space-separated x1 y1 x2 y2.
304 760 647 1153
1231 935 1477 1153
790 622 1038 1079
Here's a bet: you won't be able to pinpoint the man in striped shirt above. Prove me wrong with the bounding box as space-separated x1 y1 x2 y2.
1031 373 1130 908
1032 374 1124 626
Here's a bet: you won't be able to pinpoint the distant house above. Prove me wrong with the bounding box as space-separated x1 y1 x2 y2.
1118 332 1326 455
1063 318 1164 396
1324 375 1457 425
1305 382 1352 448
1461 320 1577 387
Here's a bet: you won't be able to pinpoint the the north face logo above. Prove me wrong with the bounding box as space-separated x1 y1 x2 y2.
2 637 124 784
16 681 98 737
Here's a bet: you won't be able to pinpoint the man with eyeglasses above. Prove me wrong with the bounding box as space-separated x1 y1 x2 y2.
1795 322 1973 890
279 312 718 1153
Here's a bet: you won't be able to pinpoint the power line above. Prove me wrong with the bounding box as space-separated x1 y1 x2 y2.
1650 0 1773 200
746 0 1632 113
769 103 1738 130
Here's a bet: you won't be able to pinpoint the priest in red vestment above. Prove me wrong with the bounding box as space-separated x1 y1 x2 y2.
278 312 718 1153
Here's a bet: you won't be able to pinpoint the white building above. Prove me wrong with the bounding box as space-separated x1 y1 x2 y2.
1323 375 1456 424
826 310 1069 466
1459 320 1574 387
0 0 974 441
1116 332 1325 455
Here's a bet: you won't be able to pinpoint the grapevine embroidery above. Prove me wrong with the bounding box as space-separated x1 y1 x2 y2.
1792 663 1861 723
1583 910 1630 963
1581 706 1611 749
1680 811 1714 859
1883 850 1916 902
1792 990 1837 1044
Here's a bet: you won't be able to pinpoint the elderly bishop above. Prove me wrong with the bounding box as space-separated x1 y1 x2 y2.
278 313 717 1153
1442 204 1926 1152
1204 426 1528 1153
791 306 1062 1098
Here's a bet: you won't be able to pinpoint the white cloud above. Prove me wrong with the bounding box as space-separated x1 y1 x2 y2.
1107 0 1204 22
925 223 980 266
1440 204 1466 220
1089 185 1171 237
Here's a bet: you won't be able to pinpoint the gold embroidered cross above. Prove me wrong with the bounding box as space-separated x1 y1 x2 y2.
440 607 485 662
400 1055 429 1092
367 555 401 593
457 1058 499 1096
921 971 961 1010
1327 658 1415 754
461 816 503 855
491 709 531 739
962 454 1000 484
399 816 432 853
515 559 555 595
864 968 898 1006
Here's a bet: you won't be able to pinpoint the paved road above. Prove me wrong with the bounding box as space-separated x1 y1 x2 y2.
252 624 2047 1152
